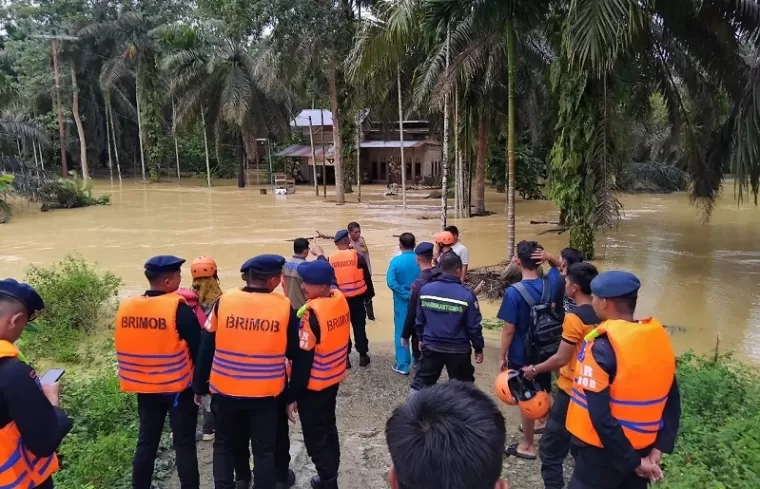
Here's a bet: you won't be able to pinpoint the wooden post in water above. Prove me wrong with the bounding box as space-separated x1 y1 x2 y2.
308 116 319 196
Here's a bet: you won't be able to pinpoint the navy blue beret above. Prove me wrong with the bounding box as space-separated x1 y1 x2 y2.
145 255 185 273
297 260 335 285
591 271 641 298
240 254 286 275
334 230 349 242
0 278 44 318
415 242 434 255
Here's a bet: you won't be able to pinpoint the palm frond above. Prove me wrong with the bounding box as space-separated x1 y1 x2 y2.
730 54 760 204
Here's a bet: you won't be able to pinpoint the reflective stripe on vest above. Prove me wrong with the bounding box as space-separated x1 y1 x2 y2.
114 294 193 394
301 291 351 391
565 318 675 450
0 345 60 488
209 289 290 398
329 250 367 298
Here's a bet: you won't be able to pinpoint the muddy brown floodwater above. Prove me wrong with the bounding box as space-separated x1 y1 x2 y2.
1 181 759 488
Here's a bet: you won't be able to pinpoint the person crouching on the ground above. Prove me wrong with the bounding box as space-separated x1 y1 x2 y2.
520 263 600 489
386 232 421 376
192 255 299 489
174 256 223 442
288 260 351 489
347 222 376 321
410 252 484 394
532 247 585 315
401 242 439 370
498 241 563 460
444 225 470 282
565 271 681 489
0 279 73 489
115 255 201 489
386 381 509 489
282 238 311 311
431 231 456 267
324 229 374 368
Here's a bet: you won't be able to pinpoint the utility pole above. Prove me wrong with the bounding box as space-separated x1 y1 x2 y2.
31 33 79 178
356 108 370 203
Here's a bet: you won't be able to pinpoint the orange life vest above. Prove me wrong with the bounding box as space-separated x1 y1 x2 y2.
329 250 367 298
298 290 351 391
209 289 290 398
566 318 675 450
114 293 193 394
0 341 60 488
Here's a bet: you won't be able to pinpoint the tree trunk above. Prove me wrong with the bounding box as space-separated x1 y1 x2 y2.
237 134 246 188
51 39 67 177
308 116 319 196
320 110 327 197
454 88 461 218
441 24 451 230
327 64 344 203
36 141 45 171
506 13 517 260
70 65 89 181
201 111 212 187
356 111 362 202
108 97 123 184
172 97 181 183
397 66 407 209
105 93 114 185
135 61 147 182
475 108 487 215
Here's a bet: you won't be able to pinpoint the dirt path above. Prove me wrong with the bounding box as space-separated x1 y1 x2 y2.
164 343 572 489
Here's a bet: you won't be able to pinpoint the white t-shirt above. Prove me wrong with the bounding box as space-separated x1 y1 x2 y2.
451 242 470 265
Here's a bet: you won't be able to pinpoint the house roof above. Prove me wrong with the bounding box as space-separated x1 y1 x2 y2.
359 140 428 149
275 144 335 158
292 110 333 127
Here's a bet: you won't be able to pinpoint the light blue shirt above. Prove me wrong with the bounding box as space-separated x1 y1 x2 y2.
386 250 421 301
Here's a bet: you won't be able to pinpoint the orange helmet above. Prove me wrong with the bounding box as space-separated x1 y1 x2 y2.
434 231 456 246
518 389 550 420
494 370 519 405
191 256 217 279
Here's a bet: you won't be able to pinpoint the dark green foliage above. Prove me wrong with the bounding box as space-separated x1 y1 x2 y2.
618 162 689 193
21 256 121 362
658 354 760 489
487 140 546 200
39 177 111 211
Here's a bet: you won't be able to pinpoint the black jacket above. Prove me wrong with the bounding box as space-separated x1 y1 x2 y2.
402 268 440 340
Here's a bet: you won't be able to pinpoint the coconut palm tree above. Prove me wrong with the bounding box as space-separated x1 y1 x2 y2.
161 21 294 188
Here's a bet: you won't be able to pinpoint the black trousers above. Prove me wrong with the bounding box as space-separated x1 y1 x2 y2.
298 385 340 482
212 394 278 489
201 407 214 434
410 333 421 363
540 390 572 489
233 393 292 484
568 446 649 489
133 389 199 489
346 296 368 355
410 347 475 390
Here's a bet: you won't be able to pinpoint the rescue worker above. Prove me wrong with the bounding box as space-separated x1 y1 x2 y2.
325 229 374 368
114 256 201 489
521 263 600 489
347 222 375 320
401 242 439 369
282 237 311 311
176 255 223 442
288 259 351 489
192 255 298 489
410 252 484 393
431 231 456 267
566 271 681 489
386 232 420 376
0 279 72 489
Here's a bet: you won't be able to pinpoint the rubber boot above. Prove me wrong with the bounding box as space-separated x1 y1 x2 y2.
359 354 371 367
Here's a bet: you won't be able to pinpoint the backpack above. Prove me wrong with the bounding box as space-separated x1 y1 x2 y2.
513 277 562 363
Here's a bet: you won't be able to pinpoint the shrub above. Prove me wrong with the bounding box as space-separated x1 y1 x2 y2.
21 257 121 362
39 175 111 211
659 353 760 489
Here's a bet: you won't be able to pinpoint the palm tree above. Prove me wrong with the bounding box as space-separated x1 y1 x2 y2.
550 0 760 256
161 21 294 188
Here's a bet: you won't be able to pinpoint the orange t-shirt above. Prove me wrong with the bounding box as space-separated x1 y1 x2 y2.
556 307 597 394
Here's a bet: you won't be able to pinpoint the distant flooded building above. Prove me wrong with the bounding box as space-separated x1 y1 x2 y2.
275 109 443 185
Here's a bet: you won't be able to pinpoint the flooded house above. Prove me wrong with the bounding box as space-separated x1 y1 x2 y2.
275 109 443 186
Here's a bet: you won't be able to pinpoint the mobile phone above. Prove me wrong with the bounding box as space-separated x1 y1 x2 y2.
40 368 65 385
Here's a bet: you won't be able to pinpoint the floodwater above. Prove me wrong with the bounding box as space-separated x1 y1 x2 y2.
1 181 759 362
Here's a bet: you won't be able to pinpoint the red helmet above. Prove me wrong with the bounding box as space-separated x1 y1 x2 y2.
494 370 519 405
191 256 217 279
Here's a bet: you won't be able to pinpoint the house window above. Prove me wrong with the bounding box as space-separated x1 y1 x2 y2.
372 161 378 180
415 162 421 178
380 162 387 180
